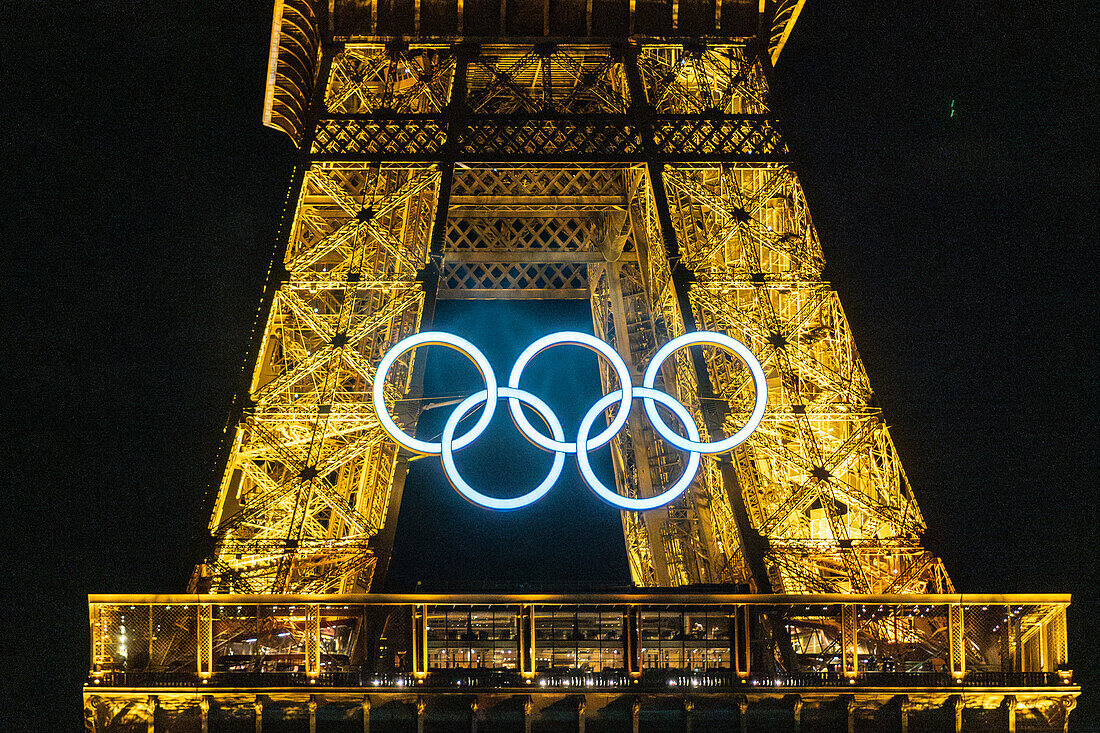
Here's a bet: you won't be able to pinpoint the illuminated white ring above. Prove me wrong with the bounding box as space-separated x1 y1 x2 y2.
372 331 497 455
576 387 701 510
642 332 767 455
441 387 566 510
507 331 633 453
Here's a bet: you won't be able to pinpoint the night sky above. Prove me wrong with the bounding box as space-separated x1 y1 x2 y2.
4 0 1096 729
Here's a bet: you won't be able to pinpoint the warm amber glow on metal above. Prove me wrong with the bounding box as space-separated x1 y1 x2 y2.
82 2 1078 729
198 36 953 600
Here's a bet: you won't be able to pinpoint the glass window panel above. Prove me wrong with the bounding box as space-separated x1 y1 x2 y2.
641 611 661 641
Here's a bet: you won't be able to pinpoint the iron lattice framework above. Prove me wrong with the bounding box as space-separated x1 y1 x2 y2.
197 1 951 600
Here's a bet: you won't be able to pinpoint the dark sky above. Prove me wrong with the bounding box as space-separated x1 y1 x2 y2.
3 0 1096 729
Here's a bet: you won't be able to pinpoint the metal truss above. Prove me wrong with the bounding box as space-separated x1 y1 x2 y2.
663 162 948 594
262 0 321 144
204 161 438 593
764 0 808 65
200 39 950 603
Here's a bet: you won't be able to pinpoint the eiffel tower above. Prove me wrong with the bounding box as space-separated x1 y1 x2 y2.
83 1 1078 730
195 3 949 599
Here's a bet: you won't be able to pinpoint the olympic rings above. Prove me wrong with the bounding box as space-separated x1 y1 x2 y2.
642 331 768 455
442 387 566 510
373 330 767 511
508 331 632 453
576 388 701 510
372 331 496 455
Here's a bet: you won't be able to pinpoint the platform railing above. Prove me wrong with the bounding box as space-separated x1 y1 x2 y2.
86 593 1072 690
88 667 1073 691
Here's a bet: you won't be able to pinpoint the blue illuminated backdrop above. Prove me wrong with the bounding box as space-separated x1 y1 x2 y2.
384 300 632 590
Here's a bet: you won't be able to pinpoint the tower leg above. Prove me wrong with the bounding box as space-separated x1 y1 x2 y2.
146 696 156 733
949 694 963 733
1002 695 1015 733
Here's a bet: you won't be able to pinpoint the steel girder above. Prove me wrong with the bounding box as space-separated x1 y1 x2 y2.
198 41 950 603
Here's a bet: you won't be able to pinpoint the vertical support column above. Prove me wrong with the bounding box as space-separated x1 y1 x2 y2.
361 697 371 733
306 604 321 678
1000 623 1012 672
412 604 429 679
842 696 855 733
896 694 909 733
1002 695 1016 733
422 43 471 312
732 605 750 678
148 609 155 677
624 606 642 679
1039 612 1050 672
1050 607 1069 675
197 604 213 680
737 695 748 733
948 604 965 680
147 696 157 733
368 44 472 592
90 603 105 675
949 694 963 733
600 260 673 586
841 604 858 679
1013 617 1024 672
518 604 535 679
620 43 776 599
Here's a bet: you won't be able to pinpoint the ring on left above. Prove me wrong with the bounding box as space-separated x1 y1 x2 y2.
371 331 497 455
441 387 567 510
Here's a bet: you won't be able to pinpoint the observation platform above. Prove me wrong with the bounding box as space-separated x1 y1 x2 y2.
85 592 1078 731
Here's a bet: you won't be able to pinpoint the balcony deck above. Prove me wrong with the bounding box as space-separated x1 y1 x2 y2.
84 592 1078 732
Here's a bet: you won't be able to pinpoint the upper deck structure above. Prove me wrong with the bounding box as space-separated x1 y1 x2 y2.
263 0 806 143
